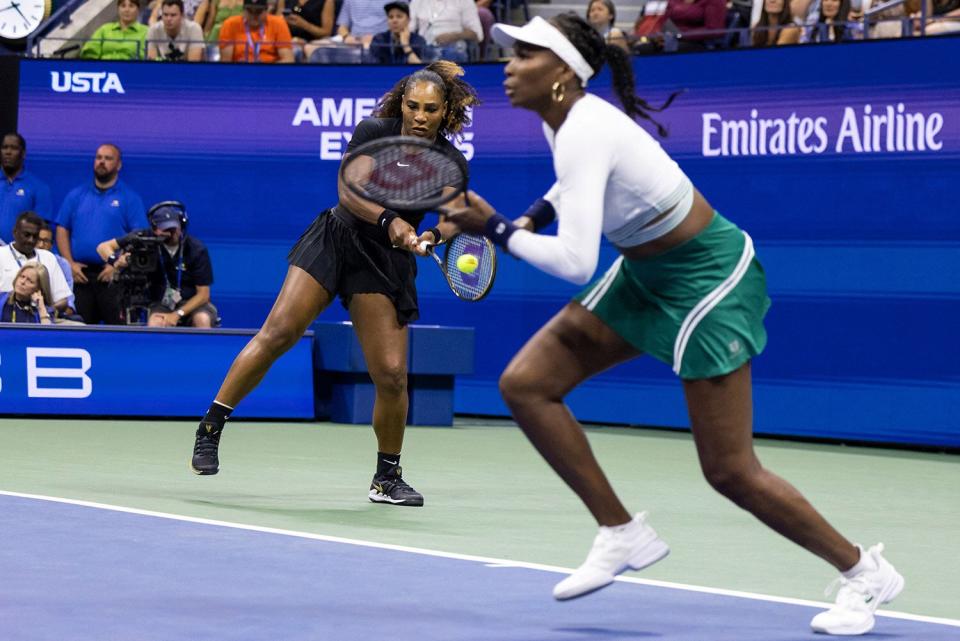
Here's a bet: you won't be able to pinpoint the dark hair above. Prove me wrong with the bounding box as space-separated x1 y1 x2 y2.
39 219 52 232
586 0 616 27
550 12 679 137
751 0 793 47
375 61 481 140
815 0 851 42
161 0 185 11
119 0 142 7
16 211 44 229
3 132 26 152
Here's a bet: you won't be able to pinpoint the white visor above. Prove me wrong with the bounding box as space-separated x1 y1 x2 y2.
491 16 594 87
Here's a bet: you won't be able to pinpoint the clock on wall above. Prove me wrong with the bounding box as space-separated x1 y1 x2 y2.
0 0 51 40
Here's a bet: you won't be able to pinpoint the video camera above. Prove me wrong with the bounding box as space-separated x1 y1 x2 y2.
116 232 165 324
121 233 165 273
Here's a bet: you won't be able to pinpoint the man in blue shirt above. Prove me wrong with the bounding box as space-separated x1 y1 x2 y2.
56 143 146 324
1 133 53 244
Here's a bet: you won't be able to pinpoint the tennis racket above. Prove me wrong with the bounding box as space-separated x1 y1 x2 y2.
339 135 469 211
422 233 496 302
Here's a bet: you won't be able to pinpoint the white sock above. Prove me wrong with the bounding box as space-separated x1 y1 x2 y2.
842 545 874 578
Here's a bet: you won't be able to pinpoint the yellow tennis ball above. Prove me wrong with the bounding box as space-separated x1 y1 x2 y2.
456 254 479 274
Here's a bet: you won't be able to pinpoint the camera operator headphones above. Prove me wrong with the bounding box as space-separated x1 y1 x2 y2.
147 200 189 232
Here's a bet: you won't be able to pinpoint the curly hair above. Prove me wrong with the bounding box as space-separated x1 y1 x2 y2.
551 12 680 137
374 61 482 141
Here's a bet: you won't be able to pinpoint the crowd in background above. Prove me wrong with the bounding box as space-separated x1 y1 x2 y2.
69 0 960 63
0 133 216 328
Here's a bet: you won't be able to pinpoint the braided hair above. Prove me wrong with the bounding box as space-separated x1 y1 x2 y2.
375 61 482 141
550 12 679 137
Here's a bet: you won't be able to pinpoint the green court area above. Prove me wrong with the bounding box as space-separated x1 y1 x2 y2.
1 417 957 620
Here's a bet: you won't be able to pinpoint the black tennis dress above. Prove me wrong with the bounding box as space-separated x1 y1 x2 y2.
288 118 465 325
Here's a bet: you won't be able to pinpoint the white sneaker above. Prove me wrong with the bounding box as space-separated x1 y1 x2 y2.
553 512 670 601
810 543 905 635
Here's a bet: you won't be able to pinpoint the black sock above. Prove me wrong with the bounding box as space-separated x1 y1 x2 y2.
376 451 401 476
200 400 233 432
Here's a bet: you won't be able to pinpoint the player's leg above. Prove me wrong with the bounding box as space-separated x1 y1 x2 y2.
501 302 670 599
190 266 333 474
349 293 422 507
683 363 903 635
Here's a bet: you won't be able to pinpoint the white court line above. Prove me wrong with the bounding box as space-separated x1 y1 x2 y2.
2 489 957 628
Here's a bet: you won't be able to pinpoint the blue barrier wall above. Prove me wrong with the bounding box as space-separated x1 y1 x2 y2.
12 37 960 447
0 326 314 418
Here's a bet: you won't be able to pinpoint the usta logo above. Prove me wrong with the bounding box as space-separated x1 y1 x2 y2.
50 71 125 94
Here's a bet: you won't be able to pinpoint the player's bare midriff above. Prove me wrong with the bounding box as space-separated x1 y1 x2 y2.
616 189 715 260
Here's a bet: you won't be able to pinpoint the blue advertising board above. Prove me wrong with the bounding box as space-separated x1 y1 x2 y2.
12 37 960 446
0 326 314 418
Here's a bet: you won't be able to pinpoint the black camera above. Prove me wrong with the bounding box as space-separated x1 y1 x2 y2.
123 233 164 273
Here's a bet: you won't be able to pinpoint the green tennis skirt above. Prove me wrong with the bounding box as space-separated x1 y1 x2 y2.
574 212 771 380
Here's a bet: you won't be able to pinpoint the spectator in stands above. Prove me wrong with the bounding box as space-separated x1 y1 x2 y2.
0 263 54 324
81 0 150 59
148 0 203 23
56 144 145 325
409 0 483 62
1 212 74 316
664 0 727 50
97 202 217 328
147 0 206 60
752 0 801 44
586 0 630 51
924 0 960 33
219 0 295 61
196 0 243 42
1 133 52 244
371 1 427 63
335 0 390 50
632 0 667 52
285 0 335 45
805 0 853 40
36 220 77 315
474 0 494 58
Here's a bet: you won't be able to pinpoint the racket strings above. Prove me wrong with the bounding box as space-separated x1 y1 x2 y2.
445 234 495 301
351 144 463 210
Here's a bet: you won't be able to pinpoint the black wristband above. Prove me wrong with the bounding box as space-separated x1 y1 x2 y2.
378 209 399 236
107 252 119 265
523 198 557 232
484 212 518 250
427 226 442 244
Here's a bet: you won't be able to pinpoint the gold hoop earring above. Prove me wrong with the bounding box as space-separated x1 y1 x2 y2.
551 81 565 104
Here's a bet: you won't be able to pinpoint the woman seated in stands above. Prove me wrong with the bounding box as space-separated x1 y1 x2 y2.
81 0 149 60
805 0 854 41
195 0 283 41
285 0 334 48
752 0 801 45
0 264 54 325
664 0 727 50
586 0 630 51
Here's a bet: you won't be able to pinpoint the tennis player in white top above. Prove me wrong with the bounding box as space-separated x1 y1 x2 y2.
445 13 903 636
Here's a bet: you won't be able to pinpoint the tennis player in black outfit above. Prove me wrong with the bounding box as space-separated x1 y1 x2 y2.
191 61 480 507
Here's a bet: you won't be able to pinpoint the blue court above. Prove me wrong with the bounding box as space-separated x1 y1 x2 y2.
1 493 954 641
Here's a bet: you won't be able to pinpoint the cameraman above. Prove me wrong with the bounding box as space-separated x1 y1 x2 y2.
96 202 217 327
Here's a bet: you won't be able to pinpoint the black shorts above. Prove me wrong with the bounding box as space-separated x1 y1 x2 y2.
287 208 419 325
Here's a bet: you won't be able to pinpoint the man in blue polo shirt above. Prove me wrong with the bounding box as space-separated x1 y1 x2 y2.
56 143 146 324
1 133 53 244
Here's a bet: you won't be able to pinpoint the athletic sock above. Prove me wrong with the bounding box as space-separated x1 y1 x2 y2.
842 545 874 578
376 451 401 476
201 400 233 432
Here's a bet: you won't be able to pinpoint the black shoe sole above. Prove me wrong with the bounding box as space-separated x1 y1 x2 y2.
190 460 219 475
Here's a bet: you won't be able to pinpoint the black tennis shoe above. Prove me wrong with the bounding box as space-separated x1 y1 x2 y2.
191 422 222 475
369 466 424 506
